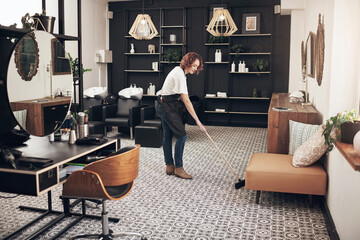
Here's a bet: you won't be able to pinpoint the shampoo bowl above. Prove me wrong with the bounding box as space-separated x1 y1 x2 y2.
118 87 143 100
84 87 107 99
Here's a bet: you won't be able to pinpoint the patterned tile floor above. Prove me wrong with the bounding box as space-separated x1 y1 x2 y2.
0 126 331 239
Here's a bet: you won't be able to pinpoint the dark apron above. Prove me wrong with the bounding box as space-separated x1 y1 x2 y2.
157 94 186 138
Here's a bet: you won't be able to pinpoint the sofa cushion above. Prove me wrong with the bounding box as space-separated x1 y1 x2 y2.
289 120 321 155
245 153 326 195
292 128 327 167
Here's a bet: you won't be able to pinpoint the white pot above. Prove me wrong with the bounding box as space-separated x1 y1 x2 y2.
353 130 360 153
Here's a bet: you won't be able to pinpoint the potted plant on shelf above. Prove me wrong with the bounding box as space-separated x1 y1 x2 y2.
231 44 245 53
21 9 56 33
323 109 359 152
164 49 182 63
68 53 92 77
253 58 269 72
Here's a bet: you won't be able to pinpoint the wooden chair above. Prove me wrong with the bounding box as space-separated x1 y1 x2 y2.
62 144 147 240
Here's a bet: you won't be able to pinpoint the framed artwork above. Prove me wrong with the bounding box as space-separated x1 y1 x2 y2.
305 31 316 78
242 13 260 34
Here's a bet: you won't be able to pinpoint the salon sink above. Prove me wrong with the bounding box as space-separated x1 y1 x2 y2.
118 87 143 100
84 87 107 99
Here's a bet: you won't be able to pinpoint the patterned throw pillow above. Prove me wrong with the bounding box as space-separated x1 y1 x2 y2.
288 120 321 155
292 128 327 167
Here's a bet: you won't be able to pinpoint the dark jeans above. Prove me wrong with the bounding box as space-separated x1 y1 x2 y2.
157 102 187 168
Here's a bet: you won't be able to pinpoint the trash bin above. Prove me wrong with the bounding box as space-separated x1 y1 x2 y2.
187 95 202 125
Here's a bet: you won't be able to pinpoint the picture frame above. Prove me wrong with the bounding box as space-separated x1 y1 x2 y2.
305 31 316 78
209 4 227 20
242 13 261 34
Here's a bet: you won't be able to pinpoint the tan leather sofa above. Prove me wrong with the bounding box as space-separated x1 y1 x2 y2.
245 153 327 204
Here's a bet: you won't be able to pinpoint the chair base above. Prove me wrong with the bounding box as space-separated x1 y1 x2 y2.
70 231 147 240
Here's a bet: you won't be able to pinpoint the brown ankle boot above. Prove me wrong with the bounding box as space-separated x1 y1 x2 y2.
166 165 175 175
174 167 192 179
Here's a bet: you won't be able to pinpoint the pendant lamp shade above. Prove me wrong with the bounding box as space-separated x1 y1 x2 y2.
129 14 158 40
206 9 238 37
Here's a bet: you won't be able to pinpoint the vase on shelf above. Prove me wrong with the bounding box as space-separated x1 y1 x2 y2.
353 130 360 153
130 43 135 54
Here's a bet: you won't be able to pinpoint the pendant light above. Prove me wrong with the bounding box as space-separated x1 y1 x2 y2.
206 7 238 37
129 0 158 40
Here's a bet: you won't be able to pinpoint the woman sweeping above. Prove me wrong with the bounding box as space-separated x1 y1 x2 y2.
157 52 207 179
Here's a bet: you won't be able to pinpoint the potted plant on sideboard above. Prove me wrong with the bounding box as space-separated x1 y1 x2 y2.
323 109 359 151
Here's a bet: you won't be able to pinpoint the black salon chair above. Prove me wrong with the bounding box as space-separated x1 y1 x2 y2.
83 96 106 135
62 145 147 240
102 98 141 139
135 104 163 148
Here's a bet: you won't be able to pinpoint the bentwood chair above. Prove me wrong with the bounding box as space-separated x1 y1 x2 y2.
62 145 147 240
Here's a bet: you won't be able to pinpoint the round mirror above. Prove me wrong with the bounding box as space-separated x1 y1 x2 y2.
14 32 39 81
6 30 73 137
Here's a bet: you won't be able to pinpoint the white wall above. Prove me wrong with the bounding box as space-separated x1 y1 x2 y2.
284 0 360 239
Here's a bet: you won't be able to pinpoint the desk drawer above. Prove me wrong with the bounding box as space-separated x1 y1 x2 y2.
39 167 57 192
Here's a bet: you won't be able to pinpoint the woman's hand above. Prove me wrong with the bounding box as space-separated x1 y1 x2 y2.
196 120 207 132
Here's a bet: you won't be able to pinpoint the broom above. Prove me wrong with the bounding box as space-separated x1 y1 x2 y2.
205 131 245 189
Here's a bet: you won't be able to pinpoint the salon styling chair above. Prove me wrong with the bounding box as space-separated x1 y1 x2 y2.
135 104 163 148
102 98 141 139
62 145 147 240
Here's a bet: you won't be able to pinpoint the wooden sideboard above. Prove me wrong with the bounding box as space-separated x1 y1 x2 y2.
10 97 71 136
267 93 321 154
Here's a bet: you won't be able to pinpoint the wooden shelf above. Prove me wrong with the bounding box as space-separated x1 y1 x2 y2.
205 62 229 64
125 35 160 38
204 111 228 114
160 61 181 64
334 141 360 172
229 111 268 115
230 71 271 74
160 43 184 46
229 97 270 100
231 33 271 37
125 70 160 73
125 53 160 55
230 52 271 55
205 43 229 46
204 96 228 99
160 25 184 28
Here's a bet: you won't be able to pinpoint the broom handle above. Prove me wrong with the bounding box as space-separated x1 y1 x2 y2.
205 131 240 179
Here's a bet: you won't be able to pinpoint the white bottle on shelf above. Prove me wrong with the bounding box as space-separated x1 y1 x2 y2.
242 61 246 72
238 61 242 72
231 61 235 72
150 83 156 95
215 49 219 62
147 83 151 95
218 49 222 62
130 43 135 54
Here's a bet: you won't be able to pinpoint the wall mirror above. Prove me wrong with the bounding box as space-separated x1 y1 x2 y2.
51 38 71 75
305 31 315 78
6 30 73 137
14 32 39 81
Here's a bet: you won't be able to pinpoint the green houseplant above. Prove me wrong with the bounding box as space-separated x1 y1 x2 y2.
68 53 92 77
164 48 182 63
253 58 269 72
323 109 358 152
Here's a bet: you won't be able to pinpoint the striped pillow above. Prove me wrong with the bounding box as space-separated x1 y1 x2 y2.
288 120 321 155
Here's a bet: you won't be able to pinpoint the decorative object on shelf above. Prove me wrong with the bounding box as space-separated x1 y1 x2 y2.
237 61 246 72
164 48 182 62
208 35 226 43
217 92 227 97
305 31 316 78
252 88 258 97
68 53 92 77
148 83 156 95
21 9 56 33
148 44 155 53
128 0 158 40
152 62 158 71
170 34 176 44
231 44 245 53
231 61 235 72
130 43 135 53
353 130 360 154
215 109 226 112
315 14 325 86
253 58 268 72
215 49 222 62
323 109 358 152
207 8 238 37
242 13 261 34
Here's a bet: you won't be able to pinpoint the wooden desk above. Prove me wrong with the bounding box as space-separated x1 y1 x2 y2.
0 136 118 196
267 93 320 154
10 97 71 136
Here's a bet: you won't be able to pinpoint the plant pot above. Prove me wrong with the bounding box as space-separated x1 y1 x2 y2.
33 16 56 33
341 121 360 144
